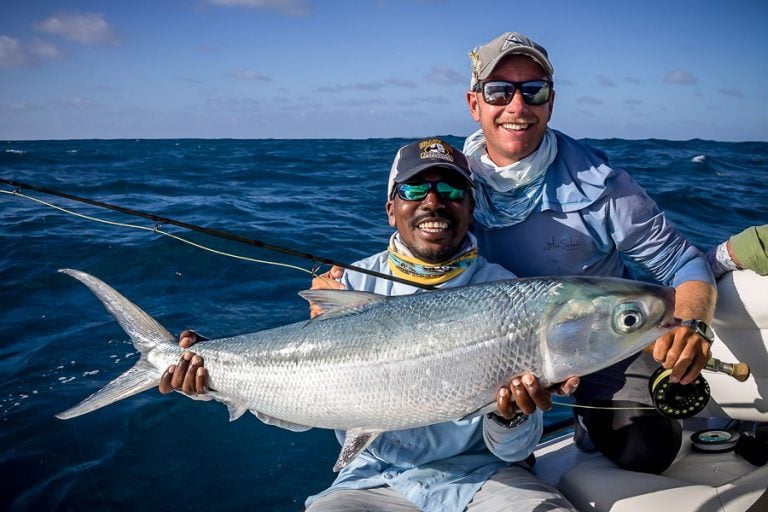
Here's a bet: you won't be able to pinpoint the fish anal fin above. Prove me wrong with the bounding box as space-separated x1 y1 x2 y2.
297 290 388 321
253 410 312 432
333 429 381 472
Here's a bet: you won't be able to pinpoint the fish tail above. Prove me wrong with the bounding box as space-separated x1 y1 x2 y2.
55 269 175 420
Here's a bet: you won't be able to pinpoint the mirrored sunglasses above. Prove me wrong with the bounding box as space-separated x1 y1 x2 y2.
475 80 552 106
396 180 467 201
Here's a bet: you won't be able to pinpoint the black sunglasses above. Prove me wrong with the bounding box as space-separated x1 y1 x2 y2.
474 79 552 106
396 180 467 202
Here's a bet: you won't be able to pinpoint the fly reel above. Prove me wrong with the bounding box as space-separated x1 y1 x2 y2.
649 366 711 419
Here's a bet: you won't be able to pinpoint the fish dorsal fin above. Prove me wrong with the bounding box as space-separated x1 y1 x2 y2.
298 289 388 321
333 429 381 472
252 410 313 432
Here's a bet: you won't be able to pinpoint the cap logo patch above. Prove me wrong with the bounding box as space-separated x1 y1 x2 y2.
501 33 524 50
419 139 453 163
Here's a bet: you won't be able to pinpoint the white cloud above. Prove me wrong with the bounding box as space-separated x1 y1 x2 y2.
207 0 312 16
28 39 62 60
0 36 25 68
35 12 118 45
664 69 697 85
0 35 61 68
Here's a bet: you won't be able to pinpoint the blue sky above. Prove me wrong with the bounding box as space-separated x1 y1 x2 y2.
2 0 767 141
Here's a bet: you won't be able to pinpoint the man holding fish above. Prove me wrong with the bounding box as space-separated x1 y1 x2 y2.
161 30 719 510
163 137 582 511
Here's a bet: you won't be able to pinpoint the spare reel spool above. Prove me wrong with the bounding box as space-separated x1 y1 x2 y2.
690 429 740 453
649 366 711 419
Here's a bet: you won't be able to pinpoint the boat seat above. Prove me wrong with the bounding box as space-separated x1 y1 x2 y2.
553 429 768 511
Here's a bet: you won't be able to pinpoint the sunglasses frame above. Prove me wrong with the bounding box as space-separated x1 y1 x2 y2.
474 79 553 106
396 180 468 202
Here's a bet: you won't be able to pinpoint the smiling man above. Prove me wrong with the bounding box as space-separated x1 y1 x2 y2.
301 136 578 512
463 32 717 474
163 137 580 511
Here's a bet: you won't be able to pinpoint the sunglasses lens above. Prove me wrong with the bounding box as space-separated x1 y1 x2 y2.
435 182 466 201
521 81 551 105
398 183 430 201
483 82 516 106
397 181 466 201
481 80 551 106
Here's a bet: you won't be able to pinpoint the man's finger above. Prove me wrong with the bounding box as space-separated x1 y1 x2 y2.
171 352 192 389
195 367 208 394
182 355 202 394
159 366 175 394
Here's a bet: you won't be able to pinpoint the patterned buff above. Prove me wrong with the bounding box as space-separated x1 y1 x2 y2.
463 127 558 229
387 232 478 286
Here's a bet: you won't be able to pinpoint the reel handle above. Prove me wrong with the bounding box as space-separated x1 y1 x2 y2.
705 358 751 382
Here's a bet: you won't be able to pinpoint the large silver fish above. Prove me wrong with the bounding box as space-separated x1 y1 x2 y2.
55 269 677 470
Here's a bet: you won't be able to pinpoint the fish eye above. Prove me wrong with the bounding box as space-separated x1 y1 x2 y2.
613 302 645 333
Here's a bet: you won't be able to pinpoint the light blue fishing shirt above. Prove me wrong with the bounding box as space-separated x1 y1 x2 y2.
467 130 715 403
468 130 715 288
305 238 544 512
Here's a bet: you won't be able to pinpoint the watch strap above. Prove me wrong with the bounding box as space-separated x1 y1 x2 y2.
486 411 528 428
680 319 715 344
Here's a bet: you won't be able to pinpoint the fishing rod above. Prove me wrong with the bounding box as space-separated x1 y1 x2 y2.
3 177 753 418
0 177 436 290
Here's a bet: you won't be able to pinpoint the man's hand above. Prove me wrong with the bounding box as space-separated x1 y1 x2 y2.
650 280 716 385
159 329 209 396
495 374 580 417
309 266 345 318
651 327 711 385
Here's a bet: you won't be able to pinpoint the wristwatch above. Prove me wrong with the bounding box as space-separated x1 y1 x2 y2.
486 411 528 428
680 319 715 344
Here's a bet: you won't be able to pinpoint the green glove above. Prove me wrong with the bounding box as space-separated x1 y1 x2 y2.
730 225 768 275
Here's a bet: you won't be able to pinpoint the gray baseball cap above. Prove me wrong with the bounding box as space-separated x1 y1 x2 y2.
469 32 554 89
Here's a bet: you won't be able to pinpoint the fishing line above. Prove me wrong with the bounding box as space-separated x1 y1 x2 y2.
550 400 655 412
0 178 435 290
0 189 313 275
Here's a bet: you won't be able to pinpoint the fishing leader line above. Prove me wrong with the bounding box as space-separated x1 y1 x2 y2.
0 177 435 290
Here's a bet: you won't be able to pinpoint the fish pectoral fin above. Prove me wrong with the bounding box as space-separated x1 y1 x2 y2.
333 429 381 472
252 410 312 432
457 400 497 422
297 289 388 321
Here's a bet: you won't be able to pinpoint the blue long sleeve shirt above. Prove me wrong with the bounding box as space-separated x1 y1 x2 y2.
305 246 543 512
470 130 714 288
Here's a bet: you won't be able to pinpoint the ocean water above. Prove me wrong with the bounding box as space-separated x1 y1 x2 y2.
1 137 766 511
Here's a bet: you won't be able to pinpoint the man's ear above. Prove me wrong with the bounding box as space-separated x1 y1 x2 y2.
467 91 481 122
386 200 396 227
